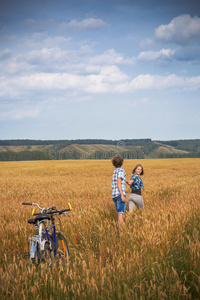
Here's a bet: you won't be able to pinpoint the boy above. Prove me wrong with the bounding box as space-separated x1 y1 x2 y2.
111 155 126 225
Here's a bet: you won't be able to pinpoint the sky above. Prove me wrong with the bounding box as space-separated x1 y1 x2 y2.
0 0 200 141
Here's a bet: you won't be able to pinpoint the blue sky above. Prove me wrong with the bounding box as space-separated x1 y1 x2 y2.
0 0 200 141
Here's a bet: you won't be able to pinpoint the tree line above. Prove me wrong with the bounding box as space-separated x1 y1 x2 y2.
0 139 200 161
0 149 146 161
157 139 200 152
0 138 152 147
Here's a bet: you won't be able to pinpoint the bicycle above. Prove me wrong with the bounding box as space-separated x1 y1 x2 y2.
22 202 71 268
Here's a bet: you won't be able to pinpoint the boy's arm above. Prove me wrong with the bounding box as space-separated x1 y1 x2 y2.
126 179 133 186
117 178 126 202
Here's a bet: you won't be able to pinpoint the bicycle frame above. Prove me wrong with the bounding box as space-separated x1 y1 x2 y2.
44 219 57 256
44 220 68 257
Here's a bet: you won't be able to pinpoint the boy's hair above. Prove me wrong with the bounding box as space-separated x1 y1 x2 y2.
112 155 124 168
133 164 144 175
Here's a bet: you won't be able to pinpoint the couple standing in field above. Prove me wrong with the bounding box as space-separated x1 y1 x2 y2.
112 154 144 225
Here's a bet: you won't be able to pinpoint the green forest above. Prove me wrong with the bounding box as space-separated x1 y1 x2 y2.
0 139 200 161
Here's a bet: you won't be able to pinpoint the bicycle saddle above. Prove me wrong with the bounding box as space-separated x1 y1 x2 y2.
28 214 51 224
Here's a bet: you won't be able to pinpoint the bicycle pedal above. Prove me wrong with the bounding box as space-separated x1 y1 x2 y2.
23 252 30 259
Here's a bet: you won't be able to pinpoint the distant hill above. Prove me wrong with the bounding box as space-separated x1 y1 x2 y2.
0 139 199 161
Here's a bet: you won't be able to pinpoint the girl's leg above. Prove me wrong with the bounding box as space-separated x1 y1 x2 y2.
134 195 144 209
129 209 134 214
128 194 136 214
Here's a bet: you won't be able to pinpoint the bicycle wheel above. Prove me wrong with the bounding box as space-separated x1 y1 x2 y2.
55 232 70 267
43 240 54 268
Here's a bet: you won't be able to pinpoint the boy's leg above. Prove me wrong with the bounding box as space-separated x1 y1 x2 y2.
113 194 126 226
118 212 124 224
118 196 126 226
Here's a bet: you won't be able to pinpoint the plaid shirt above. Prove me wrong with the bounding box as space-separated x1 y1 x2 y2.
130 173 144 191
112 167 126 198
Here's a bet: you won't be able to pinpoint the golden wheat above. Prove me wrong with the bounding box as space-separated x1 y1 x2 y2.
0 158 200 299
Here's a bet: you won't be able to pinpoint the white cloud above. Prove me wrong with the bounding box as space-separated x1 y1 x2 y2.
24 47 70 65
0 66 127 98
0 47 72 75
43 36 71 47
1 71 200 101
138 46 200 64
0 46 135 75
129 74 200 90
0 59 36 75
155 14 200 44
61 18 108 30
138 49 175 62
18 32 71 48
89 49 135 65
80 44 95 54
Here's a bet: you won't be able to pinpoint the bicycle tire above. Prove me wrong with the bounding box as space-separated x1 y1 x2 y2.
43 240 54 268
55 232 70 267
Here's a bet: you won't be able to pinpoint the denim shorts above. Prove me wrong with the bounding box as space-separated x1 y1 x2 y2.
113 194 126 214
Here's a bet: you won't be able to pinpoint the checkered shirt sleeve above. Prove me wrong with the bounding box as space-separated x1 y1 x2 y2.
130 173 144 190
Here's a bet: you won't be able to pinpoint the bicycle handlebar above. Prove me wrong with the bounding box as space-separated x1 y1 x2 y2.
58 209 71 214
21 202 71 215
33 208 70 216
22 202 45 210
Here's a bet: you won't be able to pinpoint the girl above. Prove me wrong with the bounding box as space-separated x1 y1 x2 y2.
126 164 144 213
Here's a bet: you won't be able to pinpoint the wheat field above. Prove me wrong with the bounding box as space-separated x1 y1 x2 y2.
0 158 200 299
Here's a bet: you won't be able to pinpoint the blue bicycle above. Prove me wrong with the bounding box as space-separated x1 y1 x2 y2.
22 202 71 268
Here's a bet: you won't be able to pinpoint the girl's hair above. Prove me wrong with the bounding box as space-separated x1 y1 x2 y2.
112 155 124 168
133 164 144 175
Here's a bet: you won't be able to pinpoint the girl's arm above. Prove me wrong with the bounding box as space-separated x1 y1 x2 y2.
117 178 126 202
